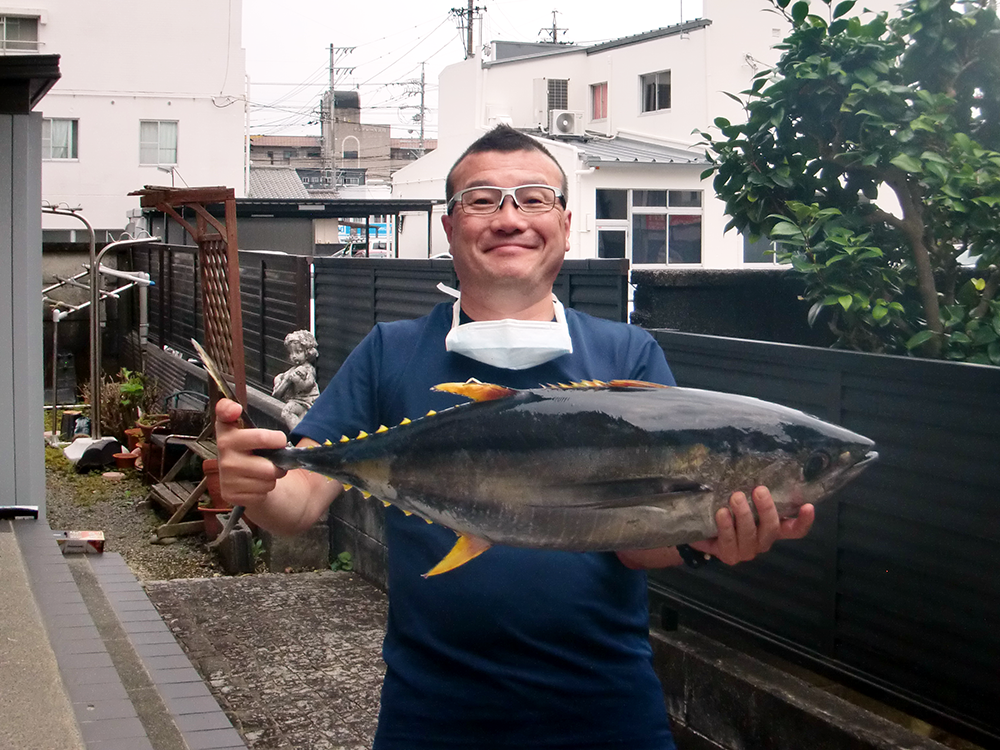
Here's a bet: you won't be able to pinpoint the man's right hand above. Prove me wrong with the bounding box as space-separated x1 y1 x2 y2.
214 399 342 535
214 398 290 511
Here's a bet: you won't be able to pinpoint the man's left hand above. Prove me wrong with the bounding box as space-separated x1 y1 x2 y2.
615 486 814 570
689 486 814 566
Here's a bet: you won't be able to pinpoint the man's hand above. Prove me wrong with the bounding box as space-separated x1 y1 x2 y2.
616 486 815 570
689 486 814 566
215 398 290 510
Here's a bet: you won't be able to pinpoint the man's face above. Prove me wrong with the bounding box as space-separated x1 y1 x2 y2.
442 149 571 313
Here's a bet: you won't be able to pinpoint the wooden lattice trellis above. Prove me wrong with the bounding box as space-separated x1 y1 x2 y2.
130 185 248 407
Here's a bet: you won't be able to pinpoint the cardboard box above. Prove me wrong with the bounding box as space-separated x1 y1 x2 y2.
54 530 105 555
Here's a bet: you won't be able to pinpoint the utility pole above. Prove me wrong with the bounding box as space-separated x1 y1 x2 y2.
451 2 485 59
325 43 355 187
539 10 567 44
419 62 426 154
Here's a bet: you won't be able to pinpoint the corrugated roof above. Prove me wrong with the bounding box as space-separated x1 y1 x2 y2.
248 167 310 199
556 135 709 166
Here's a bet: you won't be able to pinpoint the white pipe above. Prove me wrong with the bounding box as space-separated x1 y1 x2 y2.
96 264 154 286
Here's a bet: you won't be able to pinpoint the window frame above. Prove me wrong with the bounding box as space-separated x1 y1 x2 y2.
590 82 608 121
42 118 79 160
139 120 178 166
640 69 671 114
596 187 703 266
0 15 39 52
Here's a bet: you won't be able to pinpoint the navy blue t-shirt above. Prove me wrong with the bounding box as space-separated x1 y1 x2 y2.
294 302 678 750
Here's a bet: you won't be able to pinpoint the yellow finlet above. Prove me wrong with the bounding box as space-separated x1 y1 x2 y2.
376 425 389 433
357 430 369 439
381 500 391 508
400 417 411 425
423 534 492 577
340 435 350 443
361 490 371 498
402 509 412 516
426 410 436 416
323 439 333 446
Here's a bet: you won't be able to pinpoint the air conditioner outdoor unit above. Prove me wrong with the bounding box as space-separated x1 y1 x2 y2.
549 109 584 136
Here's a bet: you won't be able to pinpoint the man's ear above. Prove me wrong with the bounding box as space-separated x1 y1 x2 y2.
442 212 454 244
563 210 572 253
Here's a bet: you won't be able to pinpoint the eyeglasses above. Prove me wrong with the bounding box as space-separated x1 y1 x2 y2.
447 184 566 215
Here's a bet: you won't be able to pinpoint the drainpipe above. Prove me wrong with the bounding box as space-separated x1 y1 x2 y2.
574 165 596 258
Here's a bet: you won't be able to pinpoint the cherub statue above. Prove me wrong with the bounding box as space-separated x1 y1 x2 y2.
272 330 320 431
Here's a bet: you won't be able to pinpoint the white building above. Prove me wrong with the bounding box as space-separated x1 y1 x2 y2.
1 1 247 243
392 0 900 267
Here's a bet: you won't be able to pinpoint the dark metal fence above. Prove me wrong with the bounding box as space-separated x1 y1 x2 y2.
312 257 629 386
129 245 311 393
129 249 628 395
238 251 310 389
648 330 1000 747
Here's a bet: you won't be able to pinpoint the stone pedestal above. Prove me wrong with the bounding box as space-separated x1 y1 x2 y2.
262 511 330 572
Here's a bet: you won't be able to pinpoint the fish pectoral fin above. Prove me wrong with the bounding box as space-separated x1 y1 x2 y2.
422 534 492 577
431 380 518 402
536 477 712 509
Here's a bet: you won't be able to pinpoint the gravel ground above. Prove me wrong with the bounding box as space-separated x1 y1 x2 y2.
43 444 231 581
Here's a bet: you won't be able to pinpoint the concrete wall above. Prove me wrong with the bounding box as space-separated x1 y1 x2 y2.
631 267 835 346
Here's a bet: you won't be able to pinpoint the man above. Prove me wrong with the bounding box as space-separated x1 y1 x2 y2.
216 125 814 749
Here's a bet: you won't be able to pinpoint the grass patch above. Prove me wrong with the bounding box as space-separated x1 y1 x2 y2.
45 444 146 508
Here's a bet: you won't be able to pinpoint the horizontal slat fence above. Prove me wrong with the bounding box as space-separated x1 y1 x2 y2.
312 257 629 385
648 330 1000 747
239 251 310 390
130 245 311 393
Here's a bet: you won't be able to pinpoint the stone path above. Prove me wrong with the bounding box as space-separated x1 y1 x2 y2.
146 572 387 750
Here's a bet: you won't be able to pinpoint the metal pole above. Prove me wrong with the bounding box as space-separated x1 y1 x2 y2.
42 206 95 434
89 236 161 439
51 307 59 441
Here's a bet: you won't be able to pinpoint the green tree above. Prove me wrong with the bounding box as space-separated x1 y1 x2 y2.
701 0 1000 363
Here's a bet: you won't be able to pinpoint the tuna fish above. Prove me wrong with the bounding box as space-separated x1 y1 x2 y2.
255 380 877 575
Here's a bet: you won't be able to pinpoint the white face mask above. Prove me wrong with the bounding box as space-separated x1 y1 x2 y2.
443 293 573 371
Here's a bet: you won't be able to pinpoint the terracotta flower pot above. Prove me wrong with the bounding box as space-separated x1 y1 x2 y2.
124 427 143 451
201 459 226 508
137 415 169 441
113 452 138 470
199 507 229 541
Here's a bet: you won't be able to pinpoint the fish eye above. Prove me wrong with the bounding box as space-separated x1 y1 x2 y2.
803 452 831 482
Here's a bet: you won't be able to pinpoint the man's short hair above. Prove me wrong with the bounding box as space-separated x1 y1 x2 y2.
445 125 569 203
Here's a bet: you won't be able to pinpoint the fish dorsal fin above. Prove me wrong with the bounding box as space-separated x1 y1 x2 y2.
432 379 518 402
542 380 671 391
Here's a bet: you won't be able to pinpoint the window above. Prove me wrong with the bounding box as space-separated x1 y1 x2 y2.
548 79 568 111
640 70 671 113
139 120 178 165
42 119 78 159
596 188 702 266
596 189 627 220
743 234 789 264
1 15 39 52
591 82 608 120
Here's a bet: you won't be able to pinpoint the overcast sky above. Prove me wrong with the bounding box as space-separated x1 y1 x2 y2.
242 0 704 138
